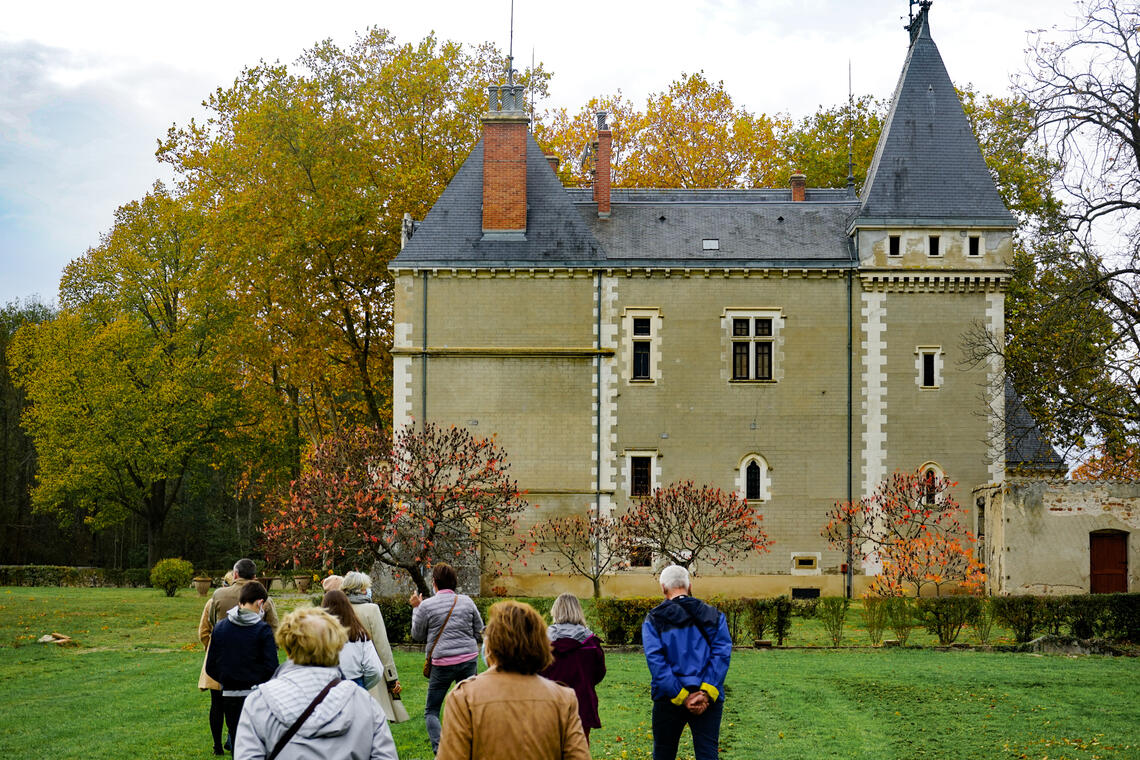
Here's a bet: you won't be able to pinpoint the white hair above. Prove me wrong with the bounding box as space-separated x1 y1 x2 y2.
340 571 372 595
659 564 690 592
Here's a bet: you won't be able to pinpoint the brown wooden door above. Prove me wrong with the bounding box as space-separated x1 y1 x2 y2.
1090 532 1128 593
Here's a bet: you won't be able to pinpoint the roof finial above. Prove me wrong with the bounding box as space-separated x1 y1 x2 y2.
905 0 932 44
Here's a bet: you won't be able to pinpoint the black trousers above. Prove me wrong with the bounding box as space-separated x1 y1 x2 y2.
221 695 248 751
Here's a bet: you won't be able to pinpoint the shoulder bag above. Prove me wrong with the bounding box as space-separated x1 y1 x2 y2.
422 595 459 678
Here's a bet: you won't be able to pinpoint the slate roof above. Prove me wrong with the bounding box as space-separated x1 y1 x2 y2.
570 188 858 268
1005 379 1067 474
854 9 1015 228
392 138 860 269
392 133 605 269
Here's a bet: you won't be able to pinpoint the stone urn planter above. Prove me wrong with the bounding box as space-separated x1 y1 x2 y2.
294 575 312 593
193 577 213 596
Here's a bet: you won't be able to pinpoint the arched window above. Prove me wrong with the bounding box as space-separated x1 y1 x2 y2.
736 454 770 502
917 462 944 506
746 461 762 500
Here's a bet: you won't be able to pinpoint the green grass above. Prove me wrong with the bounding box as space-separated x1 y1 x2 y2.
1 587 1138 759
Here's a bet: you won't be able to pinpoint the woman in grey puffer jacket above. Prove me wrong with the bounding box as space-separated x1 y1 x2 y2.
235 607 397 760
409 563 484 754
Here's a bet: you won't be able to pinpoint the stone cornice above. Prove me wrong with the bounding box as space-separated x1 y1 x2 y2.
859 272 1009 292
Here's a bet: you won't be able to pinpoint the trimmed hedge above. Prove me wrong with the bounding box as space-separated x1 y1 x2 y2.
0 565 150 588
150 558 194 597
917 595 981 645
990 593 1140 643
593 597 659 644
743 596 793 645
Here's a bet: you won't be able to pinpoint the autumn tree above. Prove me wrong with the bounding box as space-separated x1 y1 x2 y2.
533 92 641 187
159 31 549 444
524 512 628 598
999 0 1140 454
617 480 771 572
536 72 787 189
1071 445 1140 480
263 423 528 595
9 185 250 567
773 94 887 191
823 471 984 597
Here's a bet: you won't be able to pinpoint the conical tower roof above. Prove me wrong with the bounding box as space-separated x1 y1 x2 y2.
854 6 1014 227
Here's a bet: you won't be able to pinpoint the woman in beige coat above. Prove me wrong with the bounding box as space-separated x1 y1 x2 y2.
437 600 590 760
341 571 405 722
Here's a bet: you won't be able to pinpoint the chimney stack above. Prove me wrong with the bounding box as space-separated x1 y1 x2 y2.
482 83 530 239
790 172 806 202
545 154 560 173
593 111 612 218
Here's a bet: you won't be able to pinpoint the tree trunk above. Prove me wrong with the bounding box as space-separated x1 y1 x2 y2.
145 480 168 568
592 576 601 599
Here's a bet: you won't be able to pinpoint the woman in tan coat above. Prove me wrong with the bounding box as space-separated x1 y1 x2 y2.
436 600 590 760
341 571 404 722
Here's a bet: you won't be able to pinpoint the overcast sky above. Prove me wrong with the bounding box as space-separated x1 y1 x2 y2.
0 0 1082 306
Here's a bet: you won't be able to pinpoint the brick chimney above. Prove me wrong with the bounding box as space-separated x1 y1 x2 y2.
545 154 560 173
790 172 806 202
482 83 530 239
594 111 612 218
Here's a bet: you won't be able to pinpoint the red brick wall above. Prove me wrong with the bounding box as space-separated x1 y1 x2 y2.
483 119 528 231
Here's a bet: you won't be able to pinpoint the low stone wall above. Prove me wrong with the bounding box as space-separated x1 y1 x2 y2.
978 479 1140 595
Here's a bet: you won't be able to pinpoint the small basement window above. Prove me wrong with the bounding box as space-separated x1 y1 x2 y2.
702 238 720 250
791 587 820 599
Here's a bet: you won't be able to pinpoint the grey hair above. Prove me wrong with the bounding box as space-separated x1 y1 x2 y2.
659 564 690 592
340 571 372 595
549 593 586 626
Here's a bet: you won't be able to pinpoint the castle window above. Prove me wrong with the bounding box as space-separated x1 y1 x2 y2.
628 545 653 567
928 235 941 257
626 451 658 498
623 309 661 384
746 461 762 500
736 454 771 502
632 318 650 379
968 235 982 257
888 235 901 257
915 346 942 389
726 311 780 382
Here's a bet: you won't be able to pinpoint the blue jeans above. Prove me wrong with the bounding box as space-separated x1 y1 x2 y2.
652 696 724 760
424 658 478 752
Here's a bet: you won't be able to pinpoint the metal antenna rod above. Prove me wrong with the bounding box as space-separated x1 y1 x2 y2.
507 0 515 85
847 59 855 191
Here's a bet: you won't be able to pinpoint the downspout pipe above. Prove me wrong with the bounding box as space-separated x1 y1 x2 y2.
846 234 856 599
594 272 602 583
421 271 428 425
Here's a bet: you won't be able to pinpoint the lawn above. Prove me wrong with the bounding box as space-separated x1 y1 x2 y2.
1 587 1138 760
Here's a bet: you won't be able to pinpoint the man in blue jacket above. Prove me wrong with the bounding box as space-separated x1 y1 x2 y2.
205 581 278 754
642 564 732 760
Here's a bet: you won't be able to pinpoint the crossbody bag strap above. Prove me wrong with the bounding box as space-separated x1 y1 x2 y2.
426 596 459 660
267 678 343 760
